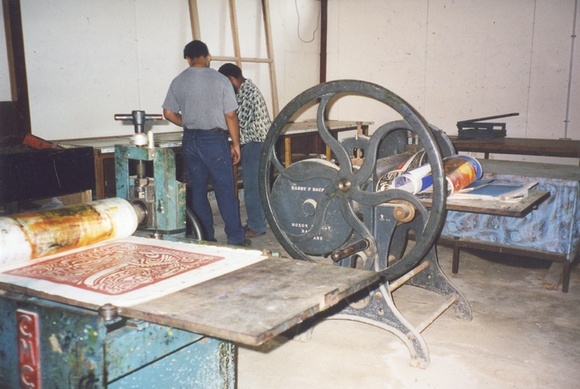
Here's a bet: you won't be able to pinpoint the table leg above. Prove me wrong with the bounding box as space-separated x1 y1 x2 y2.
94 151 106 200
285 137 291 167
563 261 571 293
452 241 461 274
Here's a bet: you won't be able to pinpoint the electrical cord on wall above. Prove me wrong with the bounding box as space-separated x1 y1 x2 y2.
295 0 320 43
563 0 578 140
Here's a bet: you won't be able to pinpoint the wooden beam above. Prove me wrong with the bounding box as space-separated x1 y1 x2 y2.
188 0 201 40
262 0 279 116
211 55 273 64
320 0 327 83
228 0 242 68
186 0 279 117
3 0 31 134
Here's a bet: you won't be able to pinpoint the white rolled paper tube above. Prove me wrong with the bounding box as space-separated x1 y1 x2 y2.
132 132 148 146
0 198 138 266
392 164 432 194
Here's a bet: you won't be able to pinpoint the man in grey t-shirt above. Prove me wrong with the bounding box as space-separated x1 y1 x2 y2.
163 40 249 246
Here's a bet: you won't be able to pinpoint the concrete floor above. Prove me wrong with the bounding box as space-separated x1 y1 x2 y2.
212 203 580 389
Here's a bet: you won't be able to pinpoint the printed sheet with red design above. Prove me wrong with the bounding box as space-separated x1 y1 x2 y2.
0 236 267 307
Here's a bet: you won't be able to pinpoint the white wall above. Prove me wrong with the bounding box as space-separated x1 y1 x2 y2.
326 0 579 163
2 0 578 165
20 1 144 139
6 0 321 140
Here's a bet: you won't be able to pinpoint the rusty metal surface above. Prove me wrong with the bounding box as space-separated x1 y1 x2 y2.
0 293 237 387
0 198 138 265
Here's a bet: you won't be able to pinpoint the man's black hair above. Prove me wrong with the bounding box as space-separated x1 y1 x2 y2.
183 40 209 59
218 63 243 79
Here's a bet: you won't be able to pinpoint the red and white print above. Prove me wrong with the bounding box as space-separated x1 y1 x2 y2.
5 242 224 295
0 236 267 307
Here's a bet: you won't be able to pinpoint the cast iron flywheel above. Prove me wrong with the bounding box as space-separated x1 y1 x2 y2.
259 80 446 281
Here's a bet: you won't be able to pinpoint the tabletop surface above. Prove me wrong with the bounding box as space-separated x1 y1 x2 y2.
56 120 374 151
1 256 379 347
449 136 580 158
481 159 580 181
120 257 379 346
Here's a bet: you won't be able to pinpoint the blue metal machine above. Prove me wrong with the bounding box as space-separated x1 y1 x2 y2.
0 110 378 387
0 296 235 388
113 111 187 237
0 111 234 387
114 143 187 237
0 250 374 388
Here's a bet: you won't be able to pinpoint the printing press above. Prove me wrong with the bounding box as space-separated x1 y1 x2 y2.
0 80 472 387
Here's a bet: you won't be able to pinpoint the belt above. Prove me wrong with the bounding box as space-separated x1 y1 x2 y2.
184 127 228 135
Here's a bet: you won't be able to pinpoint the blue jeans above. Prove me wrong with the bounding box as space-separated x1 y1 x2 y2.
241 141 266 233
182 130 245 244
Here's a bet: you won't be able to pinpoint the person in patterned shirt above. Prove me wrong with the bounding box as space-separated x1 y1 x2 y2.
218 63 271 238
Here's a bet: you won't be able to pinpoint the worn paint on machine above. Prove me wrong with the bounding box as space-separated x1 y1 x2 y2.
17 309 41 388
0 198 138 265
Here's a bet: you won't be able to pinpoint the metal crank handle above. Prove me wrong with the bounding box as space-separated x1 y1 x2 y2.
114 111 163 122
330 239 370 262
114 110 164 142
114 114 134 121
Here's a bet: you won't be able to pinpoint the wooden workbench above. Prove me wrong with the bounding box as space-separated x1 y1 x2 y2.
449 136 580 163
58 121 372 199
420 189 550 218
280 120 371 167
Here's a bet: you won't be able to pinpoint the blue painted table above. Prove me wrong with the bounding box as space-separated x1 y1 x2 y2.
439 160 579 292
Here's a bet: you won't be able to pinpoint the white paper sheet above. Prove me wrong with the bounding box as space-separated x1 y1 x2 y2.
0 236 267 307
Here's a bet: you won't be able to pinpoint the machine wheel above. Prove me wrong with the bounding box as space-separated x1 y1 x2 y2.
186 207 204 240
259 80 447 281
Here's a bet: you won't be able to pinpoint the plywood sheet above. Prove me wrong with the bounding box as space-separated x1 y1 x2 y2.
421 190 549 217
120 258 380 346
